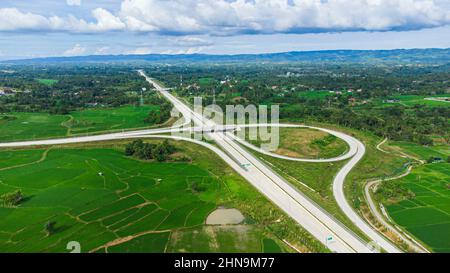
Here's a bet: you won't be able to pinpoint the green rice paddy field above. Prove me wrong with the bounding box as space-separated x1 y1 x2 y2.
0 142 289 253
37 79 59 86
384 143 450 252
296 90 336 100
0 105 160 142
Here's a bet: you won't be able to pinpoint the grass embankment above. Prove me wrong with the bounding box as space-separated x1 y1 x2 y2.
241 127 348 159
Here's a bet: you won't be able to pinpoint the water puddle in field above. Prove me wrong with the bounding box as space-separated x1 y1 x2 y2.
206 208 245 225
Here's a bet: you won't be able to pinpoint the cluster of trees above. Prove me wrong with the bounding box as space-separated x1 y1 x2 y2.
144 101 172 124
150 63 449 103
280 104 449 145
125 139 176 161
276 91 447 146
0 190 24 207
0 65 153 114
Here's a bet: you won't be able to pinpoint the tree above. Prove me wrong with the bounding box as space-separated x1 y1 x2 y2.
418 135 433 146
144 110 161 124
135 143 155 160
161 139 175 154
132 139 144 150
124 143 135 156
152 140 176 162
49 106 69 115
152 144 169 162
124 139 175 161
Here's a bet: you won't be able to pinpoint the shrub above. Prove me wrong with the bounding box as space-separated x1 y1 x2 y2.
1 190 24 207
124 139 176 162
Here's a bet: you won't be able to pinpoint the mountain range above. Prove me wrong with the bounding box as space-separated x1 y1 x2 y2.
2 48 449 64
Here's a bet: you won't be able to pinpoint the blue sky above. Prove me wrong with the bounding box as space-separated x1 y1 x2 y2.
0 0 449 60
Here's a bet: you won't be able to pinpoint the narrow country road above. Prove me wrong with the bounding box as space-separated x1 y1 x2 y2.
364 139 430 253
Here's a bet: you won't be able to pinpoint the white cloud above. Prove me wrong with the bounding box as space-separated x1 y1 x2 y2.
63 44 86 56
95 46 110 55
118 0 450 34
1 1 450 35
125 46 205 55
125 47 153 55
66 0 81 6
91 8 126 31
161 47 204 55
0 7 124 32
170 36 214 47
0 8 50 31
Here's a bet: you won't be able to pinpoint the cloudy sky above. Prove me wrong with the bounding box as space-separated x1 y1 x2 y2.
0 0 449 60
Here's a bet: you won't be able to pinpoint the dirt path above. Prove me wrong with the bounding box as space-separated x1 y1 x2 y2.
61 115 74 136
0 148 51 171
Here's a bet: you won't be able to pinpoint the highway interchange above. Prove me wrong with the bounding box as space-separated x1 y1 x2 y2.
0 70 403 253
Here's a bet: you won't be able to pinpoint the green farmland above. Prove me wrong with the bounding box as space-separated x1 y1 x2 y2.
392 141 449 160
0 105 162 142
0 141 298 253
297 90 335 100
66 105 160 135
37 79 59 86
385 163 450 252
379 142 450 252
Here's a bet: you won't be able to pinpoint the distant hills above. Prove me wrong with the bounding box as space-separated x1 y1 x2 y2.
2 48 449 64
